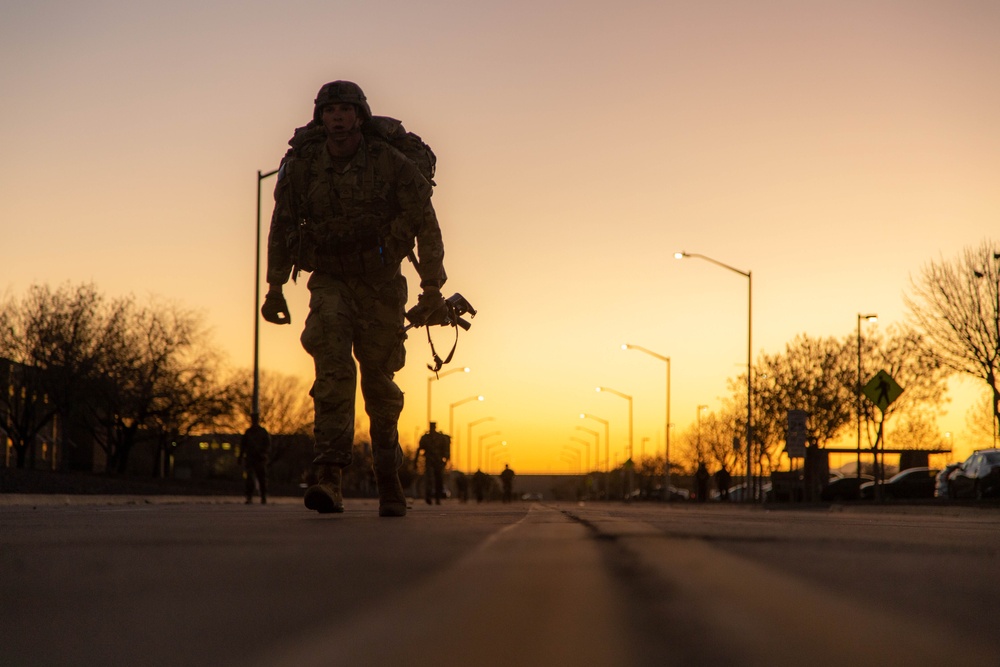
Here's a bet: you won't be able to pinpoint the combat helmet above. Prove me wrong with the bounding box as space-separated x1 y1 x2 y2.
313 80 372 123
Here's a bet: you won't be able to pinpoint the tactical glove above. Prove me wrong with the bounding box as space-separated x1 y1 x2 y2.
261 292 291 325
405 288 447 327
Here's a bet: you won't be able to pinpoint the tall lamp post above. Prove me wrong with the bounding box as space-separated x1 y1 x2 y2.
486 439 507 471
467 417 495 470
570 436 591 472
575 425 600 471
478 431 501 470
427 367 470 427
857 314 878 482
252 168 279 424
675 251 753 501
597 387 633 461
623 344 671 496
450 395 484 470
580 413 610 472
562 444 582 473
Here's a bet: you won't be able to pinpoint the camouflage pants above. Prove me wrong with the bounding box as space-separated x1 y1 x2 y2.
301 270 407 469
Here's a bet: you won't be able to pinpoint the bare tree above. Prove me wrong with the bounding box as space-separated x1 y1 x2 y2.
0 283 107 468
906 239 1000 443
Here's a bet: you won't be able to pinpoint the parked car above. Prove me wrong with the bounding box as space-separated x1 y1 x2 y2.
859 467 940 500
935 463 962 499
948 449 1000 500
821 474 873 501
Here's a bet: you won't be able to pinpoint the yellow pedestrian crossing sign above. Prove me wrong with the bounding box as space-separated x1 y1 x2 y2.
863 370 904 412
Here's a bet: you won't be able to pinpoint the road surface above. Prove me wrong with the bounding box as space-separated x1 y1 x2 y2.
1 496 998 666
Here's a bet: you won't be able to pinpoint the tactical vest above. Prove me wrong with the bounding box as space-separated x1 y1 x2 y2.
279 118 436 278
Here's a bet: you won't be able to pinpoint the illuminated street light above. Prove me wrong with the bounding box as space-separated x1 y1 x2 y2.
477 431 501 470
580 413 610 472
449 395 484 469
570 436 591 472
466 416 495 472
427 367 470 426
575 425 600 471
623 343 672 496
857 313 877 482
675 250 753 501
597 386 634 461
485 437 506 472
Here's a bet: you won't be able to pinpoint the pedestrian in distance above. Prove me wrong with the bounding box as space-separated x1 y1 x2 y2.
499 463 515 503
472 469 489 503
715 464 732 501
415 422 451 505
695 461 710 502
238 416 271 505
262 80 448 518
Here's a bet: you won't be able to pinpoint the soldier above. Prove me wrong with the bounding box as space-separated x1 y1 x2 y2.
499 463 515 503
415 422 450 504
262 81 447 517
238 417 271 505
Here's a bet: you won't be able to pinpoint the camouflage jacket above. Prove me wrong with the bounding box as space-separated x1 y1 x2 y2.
266 135 446 288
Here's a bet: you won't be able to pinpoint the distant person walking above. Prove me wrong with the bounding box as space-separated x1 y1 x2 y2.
415 422 451 505
239 417 271 505
472 469 489 503
715 464 732 501
695 461 710 503
499 464 515 503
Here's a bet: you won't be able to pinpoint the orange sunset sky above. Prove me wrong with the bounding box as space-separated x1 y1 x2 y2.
2 1 998 473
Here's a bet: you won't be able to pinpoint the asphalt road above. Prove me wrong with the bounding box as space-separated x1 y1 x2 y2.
1 496 998 667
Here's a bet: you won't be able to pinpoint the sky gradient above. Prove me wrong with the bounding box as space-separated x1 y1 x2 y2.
2 1 998 472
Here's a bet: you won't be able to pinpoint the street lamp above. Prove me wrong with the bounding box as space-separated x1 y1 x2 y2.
675 250 753 500
478 431 501 470
466 416 495 472
484 436 505 472
449 395 484 470
570 436 591 472
580 413 610 472
597 386 633 461
623 344 671 493
252 168 279 424
562 444 582 472
857 313 877 482
489 444 510 471
427 367 470 427
575 425 600 471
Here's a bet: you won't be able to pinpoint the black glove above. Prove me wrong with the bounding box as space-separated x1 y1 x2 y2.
405 288 447 327
261 292 291 325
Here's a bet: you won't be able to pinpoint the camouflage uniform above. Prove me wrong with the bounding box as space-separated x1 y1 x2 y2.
265 81 446 506
416 426 451 504
239 423 271 504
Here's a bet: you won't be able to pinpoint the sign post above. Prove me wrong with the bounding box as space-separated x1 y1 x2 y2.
862 370 904 500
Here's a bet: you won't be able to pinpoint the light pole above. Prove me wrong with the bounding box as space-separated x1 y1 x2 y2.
487 440 508 471
580 413 610 472
857 313 877 482
449 395 484 471
480 431 507 472
570 436 591 472
675 251 752 501
252 168 279 424
597 386 633 461
427 367 470 427
575 425 600 471
562 444 582 473
478 431 501 470
467 417 495 470
623 344 671 493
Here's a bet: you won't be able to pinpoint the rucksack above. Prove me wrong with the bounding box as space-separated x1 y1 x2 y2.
283 116 436 186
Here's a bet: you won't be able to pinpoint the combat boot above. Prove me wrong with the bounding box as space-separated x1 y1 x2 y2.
375 467 407 517
304 465 344 514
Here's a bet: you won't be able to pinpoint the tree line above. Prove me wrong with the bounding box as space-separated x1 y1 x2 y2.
0 283 313 472
669 238 1000 480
